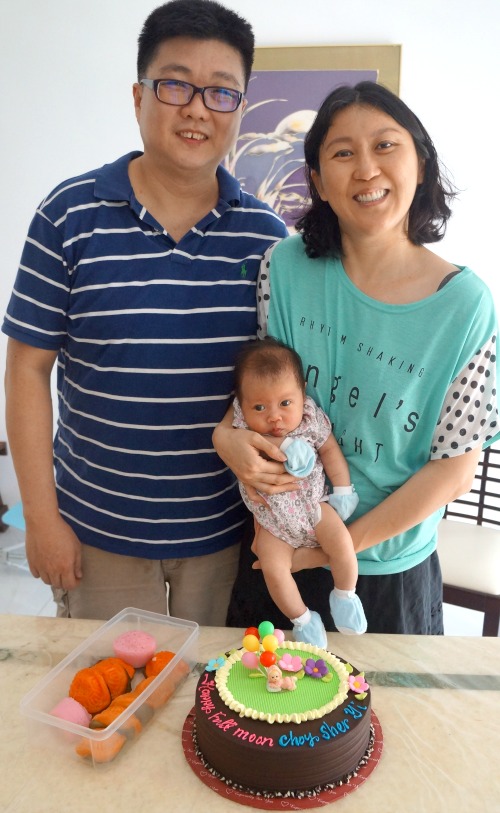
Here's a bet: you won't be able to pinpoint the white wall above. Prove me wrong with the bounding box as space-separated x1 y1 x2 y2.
1 0 498 506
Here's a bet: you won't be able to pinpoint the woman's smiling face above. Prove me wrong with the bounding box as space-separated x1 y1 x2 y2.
311 104 424 242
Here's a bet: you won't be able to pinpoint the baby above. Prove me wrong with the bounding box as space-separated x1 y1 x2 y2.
232 337 367 647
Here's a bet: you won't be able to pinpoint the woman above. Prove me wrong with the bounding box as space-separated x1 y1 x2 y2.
214 81 499 634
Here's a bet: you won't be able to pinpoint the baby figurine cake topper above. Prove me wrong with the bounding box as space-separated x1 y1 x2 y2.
266 664 297 693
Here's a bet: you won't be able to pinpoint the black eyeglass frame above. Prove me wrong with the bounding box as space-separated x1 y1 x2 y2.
140 78 244 113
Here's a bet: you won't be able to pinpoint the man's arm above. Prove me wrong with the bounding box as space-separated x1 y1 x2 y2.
5 338 82 589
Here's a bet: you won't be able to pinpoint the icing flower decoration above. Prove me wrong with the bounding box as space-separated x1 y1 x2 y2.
349 672 369 699
278 653 303 673
304 658 328 679
206 655 226 672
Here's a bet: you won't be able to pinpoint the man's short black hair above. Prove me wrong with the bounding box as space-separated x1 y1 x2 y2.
137 0 254 89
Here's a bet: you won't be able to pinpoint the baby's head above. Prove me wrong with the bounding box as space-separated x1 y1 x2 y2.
266 664 283 686
234 337 306 438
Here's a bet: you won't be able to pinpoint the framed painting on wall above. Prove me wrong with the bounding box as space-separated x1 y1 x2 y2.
224 45 401 228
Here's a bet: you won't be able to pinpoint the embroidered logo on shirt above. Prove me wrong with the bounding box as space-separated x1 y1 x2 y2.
240 263 248 278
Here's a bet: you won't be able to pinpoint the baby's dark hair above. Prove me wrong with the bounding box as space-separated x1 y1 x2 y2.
234 337 305 400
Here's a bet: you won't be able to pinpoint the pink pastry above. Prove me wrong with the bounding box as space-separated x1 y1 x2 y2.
50 696 92 727
112 630 157 668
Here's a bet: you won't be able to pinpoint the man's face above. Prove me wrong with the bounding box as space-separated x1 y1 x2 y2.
133 36 246 179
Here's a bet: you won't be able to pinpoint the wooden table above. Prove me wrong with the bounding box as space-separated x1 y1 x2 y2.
1 615 499 812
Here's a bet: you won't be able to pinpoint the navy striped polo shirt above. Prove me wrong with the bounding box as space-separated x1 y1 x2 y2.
3 152 287 558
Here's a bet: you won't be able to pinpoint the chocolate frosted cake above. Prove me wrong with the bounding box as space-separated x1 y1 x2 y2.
194 633 372 795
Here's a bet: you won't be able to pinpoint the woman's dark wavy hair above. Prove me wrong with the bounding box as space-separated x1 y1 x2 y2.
296 81 457 259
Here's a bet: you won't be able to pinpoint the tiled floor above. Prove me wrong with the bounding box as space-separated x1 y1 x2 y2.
0 526 486 634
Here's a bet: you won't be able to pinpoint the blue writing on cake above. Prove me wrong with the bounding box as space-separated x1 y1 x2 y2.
278 730 320 748
344 701 368 720
319 718 350 739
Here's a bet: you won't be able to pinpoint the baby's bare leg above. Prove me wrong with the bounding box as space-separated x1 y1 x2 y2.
256 528 307 619
315 503 358 590
253 544 330 572
315 505 366 634
288 547 329 572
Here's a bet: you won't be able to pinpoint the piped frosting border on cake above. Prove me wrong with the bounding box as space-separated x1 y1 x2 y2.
215 641 349 724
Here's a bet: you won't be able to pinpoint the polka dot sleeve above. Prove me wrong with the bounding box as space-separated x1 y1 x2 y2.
256 243 278 339
431 334 499 458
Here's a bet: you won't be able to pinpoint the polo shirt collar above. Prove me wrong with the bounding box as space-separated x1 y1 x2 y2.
93 151 242 208
216 163 242 207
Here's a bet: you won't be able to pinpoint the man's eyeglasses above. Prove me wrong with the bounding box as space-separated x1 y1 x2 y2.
140 79 244 113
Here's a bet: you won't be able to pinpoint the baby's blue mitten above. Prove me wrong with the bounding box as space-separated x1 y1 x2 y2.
280 437 315 478
328 486 359 521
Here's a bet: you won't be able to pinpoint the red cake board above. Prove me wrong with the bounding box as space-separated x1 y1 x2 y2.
182 707 383 810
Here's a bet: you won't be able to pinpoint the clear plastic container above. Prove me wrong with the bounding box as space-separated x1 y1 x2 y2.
20 608 198 767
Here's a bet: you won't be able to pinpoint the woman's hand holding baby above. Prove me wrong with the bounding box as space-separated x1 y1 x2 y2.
213 418 298 501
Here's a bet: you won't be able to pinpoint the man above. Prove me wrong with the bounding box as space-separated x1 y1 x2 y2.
3 0 287 622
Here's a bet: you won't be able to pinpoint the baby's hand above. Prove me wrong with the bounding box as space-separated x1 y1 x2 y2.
280 437 315 478
328 486 359 521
